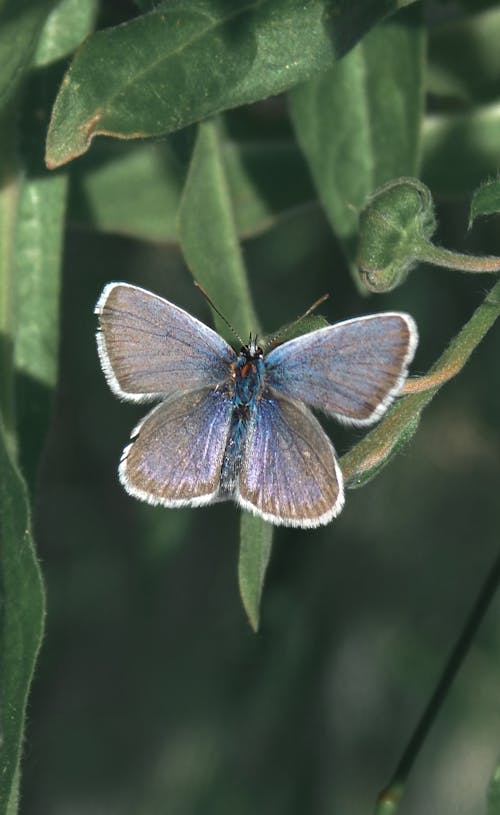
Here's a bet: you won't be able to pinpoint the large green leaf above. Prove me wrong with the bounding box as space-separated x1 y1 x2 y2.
289 4 425 279
178 119 273 627
0 419 45 815
45 0 408 168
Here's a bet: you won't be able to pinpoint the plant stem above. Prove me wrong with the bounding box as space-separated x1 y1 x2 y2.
419 242 500 273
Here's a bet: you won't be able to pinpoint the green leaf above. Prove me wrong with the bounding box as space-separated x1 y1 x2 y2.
288 4 425 281
13 169 67 487
178 120 258 341
68 141 185 243
68 137 315 243
0 416 45 815
45 0 407 168
422 103 500 197
238 511 273 632
0 0 55 107
469 179 500 227
178 119 272 629
12 54 69 487
34 0 98 67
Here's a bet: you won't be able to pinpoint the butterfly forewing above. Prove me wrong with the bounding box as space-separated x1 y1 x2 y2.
120 388 233 506
96 283 236 403
264 313 417 425
237 397 344 528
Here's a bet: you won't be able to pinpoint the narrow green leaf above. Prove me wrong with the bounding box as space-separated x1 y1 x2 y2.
178 120 258 341
34 0 98 67
12 50 70 487
13 170 67 488
422 104 500 197
469 179 500 227
289 4 425 279
0 0 55 106
0 416 45 815
178 119 272 629
239 512 273 632
45 0 406 168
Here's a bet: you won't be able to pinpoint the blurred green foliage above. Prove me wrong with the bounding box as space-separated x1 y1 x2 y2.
1 1 500 814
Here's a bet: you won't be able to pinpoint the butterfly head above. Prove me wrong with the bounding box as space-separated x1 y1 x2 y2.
234 334 264 381
243 334 264 360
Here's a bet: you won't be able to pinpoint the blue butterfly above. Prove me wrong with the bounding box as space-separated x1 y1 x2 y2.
96 283 418 528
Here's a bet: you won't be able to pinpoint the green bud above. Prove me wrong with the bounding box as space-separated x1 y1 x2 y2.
357 177 436 292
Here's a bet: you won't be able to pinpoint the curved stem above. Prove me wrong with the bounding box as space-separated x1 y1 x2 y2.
402 361 461 394
419 241 500 273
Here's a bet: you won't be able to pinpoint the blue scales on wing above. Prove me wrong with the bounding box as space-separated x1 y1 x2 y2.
237 396 344 528
119 388 234 506
264 313 418 426
96 283 236 403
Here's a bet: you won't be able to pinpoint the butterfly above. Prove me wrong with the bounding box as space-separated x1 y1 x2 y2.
95 283 418 528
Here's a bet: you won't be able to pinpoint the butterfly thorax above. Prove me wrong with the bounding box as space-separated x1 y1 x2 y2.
232 341 264 412
219 341 265 495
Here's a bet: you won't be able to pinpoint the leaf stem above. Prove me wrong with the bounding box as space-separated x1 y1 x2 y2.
374 545 500 815
419 241 500 273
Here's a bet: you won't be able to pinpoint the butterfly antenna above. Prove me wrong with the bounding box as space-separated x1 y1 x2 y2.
297 293 330 321
194 281 244 346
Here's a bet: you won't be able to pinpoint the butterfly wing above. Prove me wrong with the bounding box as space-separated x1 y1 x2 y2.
96 283 236 403
119 387 233 506
264 313 417 425
237 396 344 528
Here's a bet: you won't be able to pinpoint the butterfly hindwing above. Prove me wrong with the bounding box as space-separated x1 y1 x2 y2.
96 283 236 403
237 396 344 528
264 313 417 425
119 387 233 506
